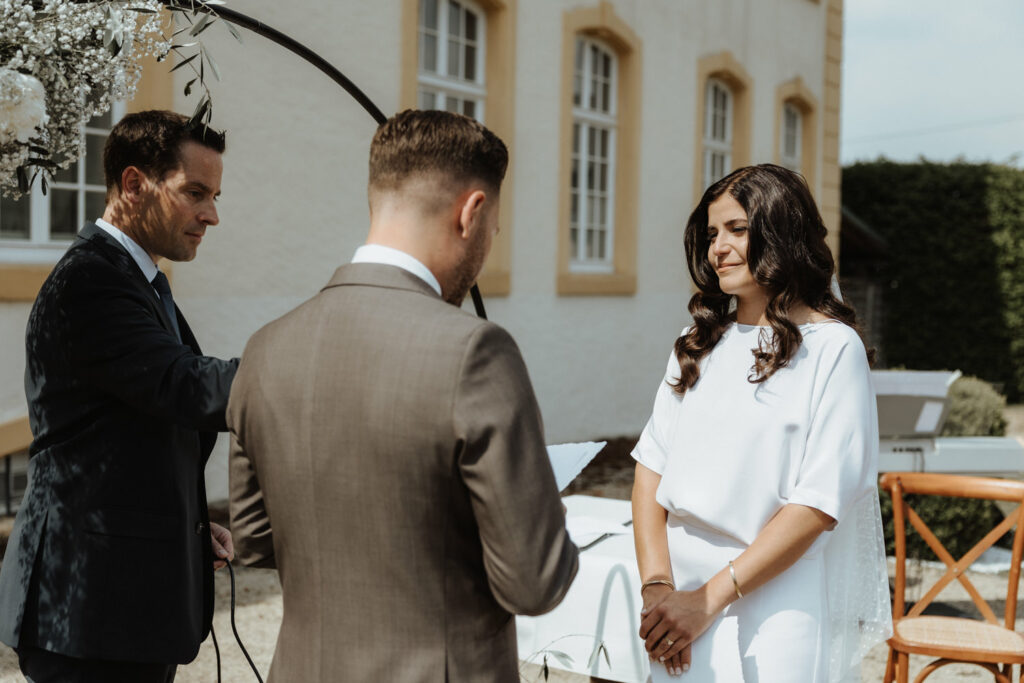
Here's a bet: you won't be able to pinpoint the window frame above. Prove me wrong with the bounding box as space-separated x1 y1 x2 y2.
780 101 802 173
417 0 487 120
702 77 733 190
0 101 125 264
569 35 618 274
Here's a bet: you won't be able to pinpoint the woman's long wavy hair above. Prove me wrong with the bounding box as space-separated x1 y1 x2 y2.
672 164 870 395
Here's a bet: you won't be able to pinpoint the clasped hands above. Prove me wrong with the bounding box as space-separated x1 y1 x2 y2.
639 583 720 677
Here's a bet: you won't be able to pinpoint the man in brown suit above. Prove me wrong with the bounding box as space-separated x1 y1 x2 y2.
228 110 579 682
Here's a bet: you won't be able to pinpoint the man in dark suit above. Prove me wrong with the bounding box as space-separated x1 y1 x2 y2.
0 110 239 682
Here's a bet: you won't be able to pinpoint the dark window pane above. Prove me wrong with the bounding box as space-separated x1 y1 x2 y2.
573 73 582 107
0 195 30 239
571 158 579 189
85 191 105 224
465 44 476 81
572 123 580 154
50 189 78 238
598 229 606 259
87 110 111 129
600 129 609 158
418 89 435 110
85 134 105 186
54 159 77 184
421 0 438 29
445 96 459 112
601 81 610 112
447 39 460 77
570 226 578 255
465 10 477 41
422 33 437 72
449 2 461 37
462 100 475 118
602 53 611 79
570 192 578 225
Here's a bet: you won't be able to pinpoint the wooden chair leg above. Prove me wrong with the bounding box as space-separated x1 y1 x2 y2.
897 651 910 683
884 648 896 683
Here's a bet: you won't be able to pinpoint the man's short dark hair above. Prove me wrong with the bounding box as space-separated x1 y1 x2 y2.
369 109 508 196
103 110 226 193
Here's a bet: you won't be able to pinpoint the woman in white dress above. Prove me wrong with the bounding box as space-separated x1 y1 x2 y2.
632 164 890 682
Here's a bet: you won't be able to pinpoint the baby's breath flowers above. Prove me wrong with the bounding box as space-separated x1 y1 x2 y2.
0 0 168 197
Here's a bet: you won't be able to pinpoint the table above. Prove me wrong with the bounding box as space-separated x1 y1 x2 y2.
516 495 651 683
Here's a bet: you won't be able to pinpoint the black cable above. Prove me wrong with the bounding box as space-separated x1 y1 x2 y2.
211 622 221 683
226 561 264 683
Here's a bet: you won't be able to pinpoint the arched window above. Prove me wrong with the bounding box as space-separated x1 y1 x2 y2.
570 36 617 271
417 0 486 120
780 101 802 173
703 78 733 189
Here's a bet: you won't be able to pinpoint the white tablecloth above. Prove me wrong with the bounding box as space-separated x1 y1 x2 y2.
516 495 651 682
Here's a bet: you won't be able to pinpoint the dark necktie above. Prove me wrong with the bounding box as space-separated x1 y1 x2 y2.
151 271 182 342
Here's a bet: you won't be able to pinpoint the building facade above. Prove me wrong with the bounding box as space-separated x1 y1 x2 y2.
0 0 844 502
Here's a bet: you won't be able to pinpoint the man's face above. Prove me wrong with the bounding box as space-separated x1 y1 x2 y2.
135 141 222 263
444 194 499 306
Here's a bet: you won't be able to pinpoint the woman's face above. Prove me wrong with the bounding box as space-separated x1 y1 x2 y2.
706 193 764 300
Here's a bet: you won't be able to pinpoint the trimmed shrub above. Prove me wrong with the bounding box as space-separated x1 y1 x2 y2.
941 376 1007 437
842 160 1024 401
879 376 1011 558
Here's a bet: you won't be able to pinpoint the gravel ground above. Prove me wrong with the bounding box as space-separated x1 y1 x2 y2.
2 411 1023 682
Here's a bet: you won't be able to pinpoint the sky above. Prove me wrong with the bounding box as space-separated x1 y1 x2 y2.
841 0 1024 168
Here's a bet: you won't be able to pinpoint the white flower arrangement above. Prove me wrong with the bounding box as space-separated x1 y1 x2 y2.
0 0 169 197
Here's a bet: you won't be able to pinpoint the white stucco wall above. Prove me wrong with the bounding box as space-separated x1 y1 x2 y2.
0 0 833 502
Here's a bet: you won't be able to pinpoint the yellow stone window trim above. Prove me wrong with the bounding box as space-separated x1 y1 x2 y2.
400 0 516 297
774 76 819 193
557 1 641 296
692 51 752 203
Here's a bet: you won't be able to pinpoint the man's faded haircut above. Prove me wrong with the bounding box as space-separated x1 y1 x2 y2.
368 109 508 202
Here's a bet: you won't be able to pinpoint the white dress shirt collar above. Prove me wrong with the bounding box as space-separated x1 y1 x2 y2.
93 218 160 285
351 244 442 296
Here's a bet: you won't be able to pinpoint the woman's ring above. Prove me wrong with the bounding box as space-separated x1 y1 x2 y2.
665 639 674 647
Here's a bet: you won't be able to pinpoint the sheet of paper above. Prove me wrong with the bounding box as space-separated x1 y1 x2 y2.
565 515 632 547
547 440 606 491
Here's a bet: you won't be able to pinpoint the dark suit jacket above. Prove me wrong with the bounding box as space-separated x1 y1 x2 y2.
0 223 238 664
229 263 579 682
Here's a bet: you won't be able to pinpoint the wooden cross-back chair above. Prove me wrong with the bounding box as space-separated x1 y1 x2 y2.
880 472 1024 683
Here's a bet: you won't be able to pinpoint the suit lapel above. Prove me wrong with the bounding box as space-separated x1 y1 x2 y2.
76 224 186 343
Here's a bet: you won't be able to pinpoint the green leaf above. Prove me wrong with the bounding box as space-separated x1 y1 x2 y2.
547 650 574 668
225 20 243 43
202 47 221 81
28 145 49 156
169 53 199 72
188 13 213 37
16 166 29 194
183 78 197 97
40 174 48 196
127 6 158 13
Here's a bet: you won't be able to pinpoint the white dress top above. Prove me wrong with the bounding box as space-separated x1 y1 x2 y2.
634 321 877 554
633 321 890 682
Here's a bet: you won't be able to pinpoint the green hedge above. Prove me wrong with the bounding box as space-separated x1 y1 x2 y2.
842 161 1024 401
879 375 1010 558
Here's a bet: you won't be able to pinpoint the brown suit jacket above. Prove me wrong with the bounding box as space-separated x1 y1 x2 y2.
228 263 579 682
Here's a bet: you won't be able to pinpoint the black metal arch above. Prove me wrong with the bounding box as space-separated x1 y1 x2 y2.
181 2 488 319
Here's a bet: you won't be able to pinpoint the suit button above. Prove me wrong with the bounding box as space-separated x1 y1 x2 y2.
195 522 206 535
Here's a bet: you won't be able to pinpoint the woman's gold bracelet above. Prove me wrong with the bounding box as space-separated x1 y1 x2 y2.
728 560 743 598
640 578 675 594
